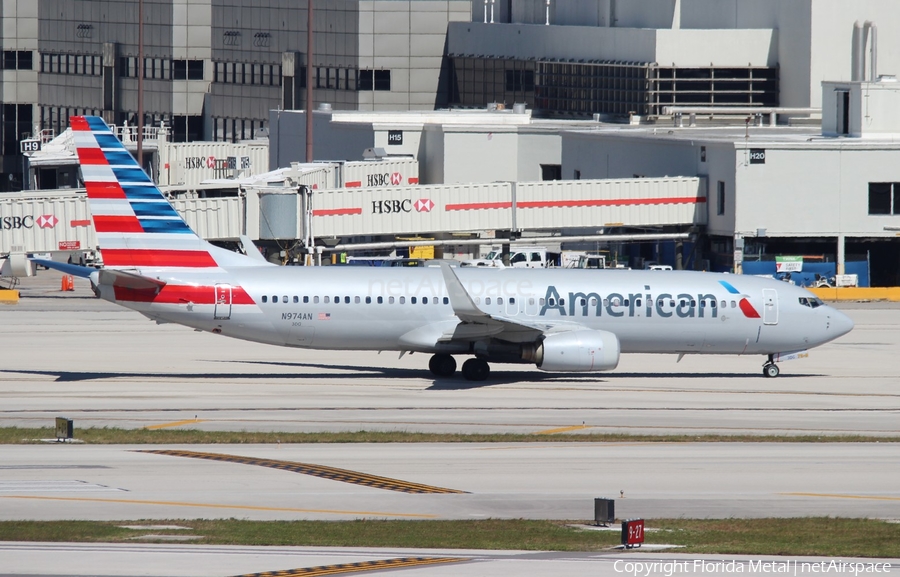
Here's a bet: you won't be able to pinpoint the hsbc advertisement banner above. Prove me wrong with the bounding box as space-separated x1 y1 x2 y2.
309 182 511 237
308 177 705 239
0 194 97 254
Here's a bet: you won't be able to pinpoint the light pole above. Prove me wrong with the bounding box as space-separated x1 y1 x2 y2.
137 0 144 169
305 0 314 162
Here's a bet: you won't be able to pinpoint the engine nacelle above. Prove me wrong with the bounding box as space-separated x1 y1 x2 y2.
535 330 620 372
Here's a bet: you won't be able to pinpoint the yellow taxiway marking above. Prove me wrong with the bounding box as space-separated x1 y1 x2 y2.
781 492 900 502
140 449 468 494
535 425 592 435
145 419 205 430
1 496 436 518
235 557 466 577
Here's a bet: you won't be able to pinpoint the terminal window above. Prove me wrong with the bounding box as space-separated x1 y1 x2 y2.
868 182 900 215
3 50 33 70
717 181 726 215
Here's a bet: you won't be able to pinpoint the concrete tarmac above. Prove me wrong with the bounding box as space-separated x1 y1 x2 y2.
2 274 900 575
1 543 897 577
1 274 899 437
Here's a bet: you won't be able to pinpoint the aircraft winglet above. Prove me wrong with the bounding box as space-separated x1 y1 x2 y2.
438 263 484 322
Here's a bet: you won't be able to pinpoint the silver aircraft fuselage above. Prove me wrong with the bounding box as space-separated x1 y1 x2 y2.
102 266 853 357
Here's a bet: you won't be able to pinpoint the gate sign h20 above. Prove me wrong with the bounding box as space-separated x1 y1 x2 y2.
749 148 766 164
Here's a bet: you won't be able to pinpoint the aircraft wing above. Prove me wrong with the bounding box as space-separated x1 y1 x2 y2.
438 263 584 342
30 258 96 278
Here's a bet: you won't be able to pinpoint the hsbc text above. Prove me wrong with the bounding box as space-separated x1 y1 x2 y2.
371 200 411 214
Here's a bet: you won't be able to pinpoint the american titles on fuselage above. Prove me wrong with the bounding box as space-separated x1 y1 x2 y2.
269 281 753 320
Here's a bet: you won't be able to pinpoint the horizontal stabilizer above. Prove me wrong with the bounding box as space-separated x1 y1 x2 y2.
30 259 95 279
97 269 167 292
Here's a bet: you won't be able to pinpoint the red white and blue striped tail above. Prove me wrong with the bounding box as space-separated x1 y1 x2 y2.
71 115 221 271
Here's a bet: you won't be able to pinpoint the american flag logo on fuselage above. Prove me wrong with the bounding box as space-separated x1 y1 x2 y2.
70 116 217 269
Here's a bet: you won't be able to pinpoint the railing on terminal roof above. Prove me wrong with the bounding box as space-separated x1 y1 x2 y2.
108 124 165 145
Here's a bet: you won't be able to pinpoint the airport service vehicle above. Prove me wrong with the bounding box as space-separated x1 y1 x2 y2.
462 247 556 268
36 117 854 381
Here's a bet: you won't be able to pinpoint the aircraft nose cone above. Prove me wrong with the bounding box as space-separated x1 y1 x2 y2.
830 309 855 337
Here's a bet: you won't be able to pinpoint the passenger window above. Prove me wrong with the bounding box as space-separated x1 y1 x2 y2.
272 296 279 303
283 296 288 303
443 297 449 305
731 300 737 308
293 296 299 304
411 297 417 304
539 298 545 306
636 299 642 307
510 297 516 304
603 299 609 306
354 296 360 304
691 300 696 307
720 300 726 309
344 296 350 304
422 297 428 304
304 296 309 304
623 299 628 306
475 297 481 304
399 296 406 304
314 296 319 304
324 296 330 304
485 297 491 305
560 299 565 306
377 296 383 304
497 297 503 305
262 296 268 303
669 300 675 307
365 296 371 304
580 298 587 306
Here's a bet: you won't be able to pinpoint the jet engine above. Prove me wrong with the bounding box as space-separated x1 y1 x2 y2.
535 330 620 372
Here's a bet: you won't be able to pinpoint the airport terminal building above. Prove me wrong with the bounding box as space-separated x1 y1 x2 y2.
3 0 900 285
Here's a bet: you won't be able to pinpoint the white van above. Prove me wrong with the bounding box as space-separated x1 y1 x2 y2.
644 262 673 271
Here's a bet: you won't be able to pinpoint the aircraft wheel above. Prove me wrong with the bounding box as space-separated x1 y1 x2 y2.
763 363 780 378
462 358 490 381
429 354 457 377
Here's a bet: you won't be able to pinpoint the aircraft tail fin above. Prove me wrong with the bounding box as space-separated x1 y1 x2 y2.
71 116 261 271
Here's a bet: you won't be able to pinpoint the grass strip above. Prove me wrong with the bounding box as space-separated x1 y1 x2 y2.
3 427 900 445
1 518 898 557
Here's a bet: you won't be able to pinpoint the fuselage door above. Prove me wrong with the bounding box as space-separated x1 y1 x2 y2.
214 284 233 320
762 288 778 325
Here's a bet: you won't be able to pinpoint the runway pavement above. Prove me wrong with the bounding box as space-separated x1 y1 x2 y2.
2 273 900 575
0 543 897 577
1 273 899 437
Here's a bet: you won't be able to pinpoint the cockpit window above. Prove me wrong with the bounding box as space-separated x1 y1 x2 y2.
798 297 826 308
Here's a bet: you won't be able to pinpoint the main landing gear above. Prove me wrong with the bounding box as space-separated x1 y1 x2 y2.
428 354 491 381
762 355 780 378
462 358 490 381
428 354 457 377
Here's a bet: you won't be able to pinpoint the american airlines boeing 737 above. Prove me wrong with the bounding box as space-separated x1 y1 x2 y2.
39 116 854 381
